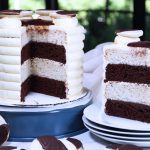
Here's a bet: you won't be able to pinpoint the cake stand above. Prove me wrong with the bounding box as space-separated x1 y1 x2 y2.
0 89 92 142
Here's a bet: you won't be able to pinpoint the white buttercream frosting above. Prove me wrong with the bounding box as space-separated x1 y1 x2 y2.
105 81 150 106
0 17 21 28
117 30 143 38
31 58 66 81
114 35 140 45
114 30 143 45
0 90 20 100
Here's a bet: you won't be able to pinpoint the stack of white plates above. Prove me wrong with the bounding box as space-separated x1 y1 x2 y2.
83 104 150 147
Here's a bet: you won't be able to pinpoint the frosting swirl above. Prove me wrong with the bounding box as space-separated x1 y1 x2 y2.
114 30 143 45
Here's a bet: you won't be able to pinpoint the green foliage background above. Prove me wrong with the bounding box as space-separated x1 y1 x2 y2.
9 0 150 52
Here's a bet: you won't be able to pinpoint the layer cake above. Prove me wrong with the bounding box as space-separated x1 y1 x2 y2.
0 10 85 102
103 30 150 123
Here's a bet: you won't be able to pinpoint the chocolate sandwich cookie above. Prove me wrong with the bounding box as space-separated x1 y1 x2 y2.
0 116 9 145
30 135 84 150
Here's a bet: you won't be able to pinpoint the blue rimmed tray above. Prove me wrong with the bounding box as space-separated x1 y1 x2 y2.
0 90 92 142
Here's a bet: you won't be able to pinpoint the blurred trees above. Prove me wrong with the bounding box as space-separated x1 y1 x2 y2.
9 0 150 51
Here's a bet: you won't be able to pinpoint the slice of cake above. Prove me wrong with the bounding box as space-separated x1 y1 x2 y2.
103 30 150 123
0 10 85 102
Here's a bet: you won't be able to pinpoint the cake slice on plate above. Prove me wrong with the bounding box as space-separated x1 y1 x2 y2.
103 30 150 123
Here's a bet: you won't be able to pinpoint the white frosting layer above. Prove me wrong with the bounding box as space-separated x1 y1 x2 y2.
31 58 66 81
49 25 85 35
105 81 150 106
114 35 140 45
29 26 85 45
114 30 143 45
57 18 85 99
117 30 143 38
0 72 20 82
0 81 20 91
0 28 21 37
0 64 20 74
0 90 20 100
0 18 21 28
0 46 21 55
21 60 31 82
0 55 20 65
0 60 29 83
104 44 150 66
0 37 21 46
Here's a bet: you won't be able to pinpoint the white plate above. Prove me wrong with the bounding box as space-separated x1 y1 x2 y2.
84 122 150 140
84 104 150 131
0 88 89 108
92 132 150 148
82 116 150 136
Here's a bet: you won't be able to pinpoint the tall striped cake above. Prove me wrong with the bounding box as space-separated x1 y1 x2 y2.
0 10 85 102
103 30 150 123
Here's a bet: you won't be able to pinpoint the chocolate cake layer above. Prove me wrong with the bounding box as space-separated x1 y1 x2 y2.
21 77 31 102
105 99 150 123
21 42 31 64
31 42 66 64
105 64 150 84
21 42 66 64
31 75 66 99
22 19 54 26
